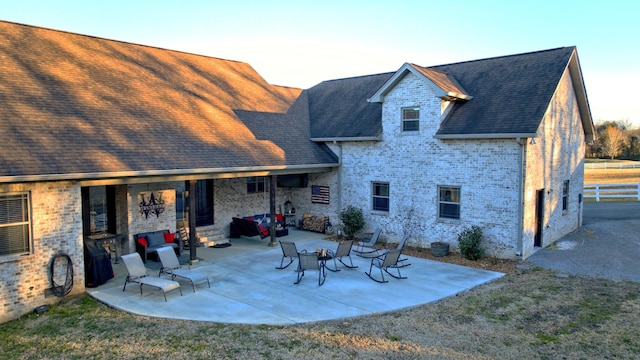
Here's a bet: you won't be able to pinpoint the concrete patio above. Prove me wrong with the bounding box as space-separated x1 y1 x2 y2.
87 229 504 325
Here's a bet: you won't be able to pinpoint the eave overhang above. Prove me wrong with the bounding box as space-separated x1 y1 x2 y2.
0 163 339 186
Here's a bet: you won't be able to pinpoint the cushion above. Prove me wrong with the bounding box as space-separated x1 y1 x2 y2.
164 232 175 244
276 214 283 222
147 232 165 247
137 236 148 247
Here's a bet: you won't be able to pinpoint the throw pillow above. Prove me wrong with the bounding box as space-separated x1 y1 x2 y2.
164 232 175 244
137 236 148 247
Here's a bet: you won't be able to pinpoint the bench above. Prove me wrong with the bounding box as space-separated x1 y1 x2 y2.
229 214 287 239
134 229 182 263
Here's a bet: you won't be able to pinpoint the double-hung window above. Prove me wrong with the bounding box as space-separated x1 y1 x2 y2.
0 193 31 257
372 182 390 212
438 186 460 220
402 107 420 132
562 180 569 212
247 177 268 194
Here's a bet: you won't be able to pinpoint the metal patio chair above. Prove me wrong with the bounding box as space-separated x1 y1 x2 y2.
156 246 210 292
326 239 358 271
354 226 382 254
295 250 326 286
365 248 407 283
121 252 182 301
276 240 299 269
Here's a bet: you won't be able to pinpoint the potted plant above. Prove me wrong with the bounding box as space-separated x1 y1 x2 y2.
430 241 450 257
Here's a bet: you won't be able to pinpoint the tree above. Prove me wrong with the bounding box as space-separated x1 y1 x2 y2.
600 125 627 159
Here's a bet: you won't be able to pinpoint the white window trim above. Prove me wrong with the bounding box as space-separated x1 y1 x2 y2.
437 185 461 220
401 107 420 132
0 191 33 261
372 181 390 212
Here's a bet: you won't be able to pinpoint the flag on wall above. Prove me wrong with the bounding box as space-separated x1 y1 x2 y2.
311 185 330 204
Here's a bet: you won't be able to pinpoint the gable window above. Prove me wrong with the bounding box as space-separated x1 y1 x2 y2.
562 180 569 212
247 177 268 194
402 107 420 132
438 186 460 219
372 182 390 212
0 193 32 257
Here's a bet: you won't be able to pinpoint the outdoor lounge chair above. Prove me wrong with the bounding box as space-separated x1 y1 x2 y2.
356 235 411 267
295 250 326 286
365 248 407 283
156 246 210 292
326 239 358 271
121 252 182 301
276 240 299 269
354 226 382 254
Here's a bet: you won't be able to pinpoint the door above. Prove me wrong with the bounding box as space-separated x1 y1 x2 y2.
534 189 544 247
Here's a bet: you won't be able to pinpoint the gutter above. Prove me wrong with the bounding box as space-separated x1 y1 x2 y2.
311 136 381 142
435 133 537 140
515 137 526 258
0 163 340 185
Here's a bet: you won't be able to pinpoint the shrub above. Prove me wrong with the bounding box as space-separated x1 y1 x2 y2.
458 225 484 260
338 206 365 240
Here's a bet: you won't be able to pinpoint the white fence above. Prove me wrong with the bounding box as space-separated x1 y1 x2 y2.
583 183 640 201
585 162 640 169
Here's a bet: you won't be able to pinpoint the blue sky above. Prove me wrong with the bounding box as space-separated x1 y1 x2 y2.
2 0 639 126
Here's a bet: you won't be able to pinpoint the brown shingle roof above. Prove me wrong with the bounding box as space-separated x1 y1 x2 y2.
0 21 337 181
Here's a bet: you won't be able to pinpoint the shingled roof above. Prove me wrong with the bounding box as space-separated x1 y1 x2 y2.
0 21 337 182
433 47 593 139
307 73 392 140
309 47 594 142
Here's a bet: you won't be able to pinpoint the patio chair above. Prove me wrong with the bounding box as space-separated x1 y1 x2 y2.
326 239 358 271
276 240 299 269
365 248 407 283
295 250 326 286
156 246 210 292
356 235 411 267
354 226 382 254
121 252 182 301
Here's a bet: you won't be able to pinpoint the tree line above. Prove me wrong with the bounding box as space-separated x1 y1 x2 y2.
586 120 640 160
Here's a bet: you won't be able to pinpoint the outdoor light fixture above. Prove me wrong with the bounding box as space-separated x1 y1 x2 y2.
529 138 537 145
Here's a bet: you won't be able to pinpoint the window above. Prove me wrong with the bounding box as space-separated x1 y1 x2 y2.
0 193 31 256
402 107 419 132
82 186 116 236
562 180 569 211
247 177 268 194
438 186 460 219
372 182 390 212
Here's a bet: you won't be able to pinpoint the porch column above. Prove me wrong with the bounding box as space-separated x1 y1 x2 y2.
188 179 198 264
268 175 277 247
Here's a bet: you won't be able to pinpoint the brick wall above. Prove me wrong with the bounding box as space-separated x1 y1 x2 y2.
338 71 583 259
0 181 83 323
521 67 585 257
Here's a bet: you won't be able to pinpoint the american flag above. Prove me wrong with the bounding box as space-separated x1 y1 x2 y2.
311 185 330 204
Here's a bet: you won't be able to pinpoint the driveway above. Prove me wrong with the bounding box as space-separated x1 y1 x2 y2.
527 202 640 282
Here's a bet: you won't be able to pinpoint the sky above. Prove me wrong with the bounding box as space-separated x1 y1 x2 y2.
2 0 639 127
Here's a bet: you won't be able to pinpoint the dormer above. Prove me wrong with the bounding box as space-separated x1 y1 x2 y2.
368 63 472 104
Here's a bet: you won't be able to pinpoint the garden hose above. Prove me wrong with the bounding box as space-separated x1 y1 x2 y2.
48 252 74 297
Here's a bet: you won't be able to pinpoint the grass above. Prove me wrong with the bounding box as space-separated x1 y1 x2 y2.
2 269 640 359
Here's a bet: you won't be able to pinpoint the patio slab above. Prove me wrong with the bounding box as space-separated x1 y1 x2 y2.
88 231 504 325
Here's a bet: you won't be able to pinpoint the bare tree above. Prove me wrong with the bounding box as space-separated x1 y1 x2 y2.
600 125 627 159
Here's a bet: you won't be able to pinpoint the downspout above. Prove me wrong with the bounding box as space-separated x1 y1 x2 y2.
335 141 343 214
516 138 525 258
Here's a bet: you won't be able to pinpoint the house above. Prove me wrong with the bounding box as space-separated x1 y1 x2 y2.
0 20 594 322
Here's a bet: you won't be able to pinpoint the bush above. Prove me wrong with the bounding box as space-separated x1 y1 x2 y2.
338 206 365 240
458 225 484 260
